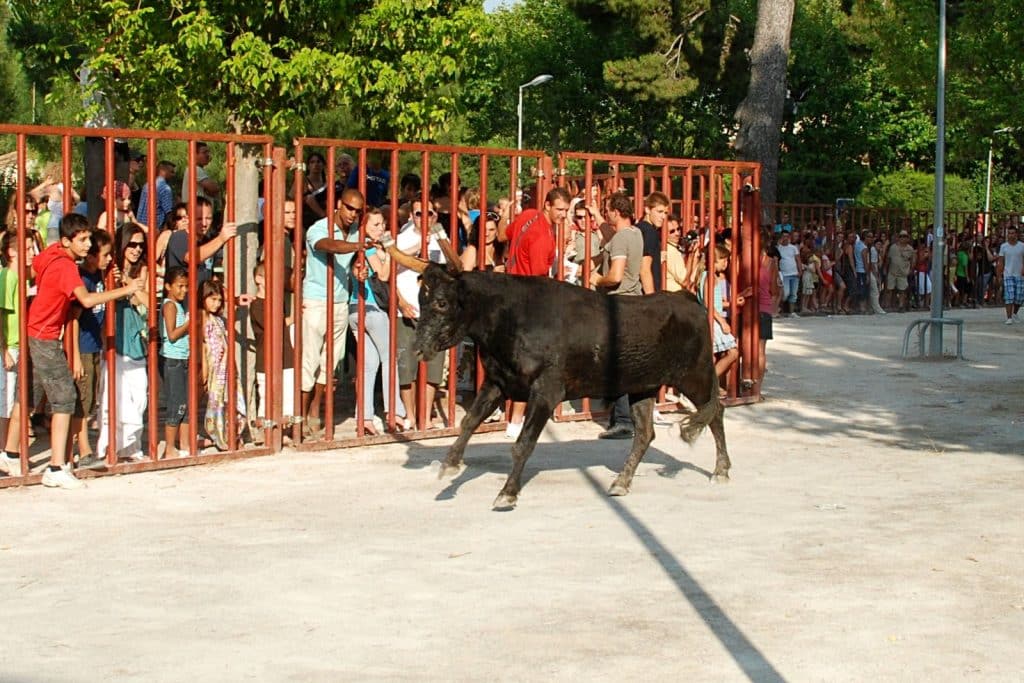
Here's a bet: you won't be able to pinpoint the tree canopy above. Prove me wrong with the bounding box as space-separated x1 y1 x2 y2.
3 0 1023 209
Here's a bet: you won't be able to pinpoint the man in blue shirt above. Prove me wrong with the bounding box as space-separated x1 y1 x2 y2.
301 188 366 436
137 161 176 229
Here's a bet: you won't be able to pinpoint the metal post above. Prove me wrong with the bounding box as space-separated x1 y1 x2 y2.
984 128 1014 236
516 74 553 180
929 0 946 355
984 143 994 236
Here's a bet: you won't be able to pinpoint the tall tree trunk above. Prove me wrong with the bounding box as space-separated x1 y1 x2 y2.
734 0 794 218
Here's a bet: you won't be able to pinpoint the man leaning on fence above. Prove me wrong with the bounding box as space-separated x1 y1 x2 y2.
300 188 365 436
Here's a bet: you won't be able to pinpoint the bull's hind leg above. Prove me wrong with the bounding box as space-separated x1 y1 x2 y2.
437 379 504 479
609 396 655 496
493 382 561 509
709 402 731 483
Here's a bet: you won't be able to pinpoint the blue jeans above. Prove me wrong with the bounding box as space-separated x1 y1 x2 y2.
783 275 800 304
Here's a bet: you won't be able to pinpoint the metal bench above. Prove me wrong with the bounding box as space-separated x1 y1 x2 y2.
901 317 965 359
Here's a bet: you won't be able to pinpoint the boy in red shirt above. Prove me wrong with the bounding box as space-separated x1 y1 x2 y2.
0 214 142 488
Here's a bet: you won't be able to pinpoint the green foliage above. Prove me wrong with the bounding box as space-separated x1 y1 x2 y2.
11 0 483 142
856 169 977 212
0 1 33 150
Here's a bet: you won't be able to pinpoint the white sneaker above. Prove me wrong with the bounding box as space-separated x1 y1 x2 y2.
41 466 85 490
790 312 800 319
483 408 504 424
125 451 147 463
0 453 22 477
1005 318 1014 325
505 421 523 440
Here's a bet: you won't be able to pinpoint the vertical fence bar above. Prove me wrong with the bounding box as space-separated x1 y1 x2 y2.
146 137 159 460
292 143 305 444
446 153 459 427
102 135 118 465
225 142 238 451
385 148 400 433
186 140 199 458
417 151 431 431
324 146 338 442
15 134 29 475
354 147 368 438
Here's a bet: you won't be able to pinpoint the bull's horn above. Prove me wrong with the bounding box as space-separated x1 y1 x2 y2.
381 233 428 274
430 223 464 272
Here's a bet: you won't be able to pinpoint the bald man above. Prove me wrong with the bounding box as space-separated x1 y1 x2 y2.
300 188 366 435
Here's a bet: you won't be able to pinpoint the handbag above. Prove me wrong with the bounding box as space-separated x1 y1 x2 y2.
367 273 389 308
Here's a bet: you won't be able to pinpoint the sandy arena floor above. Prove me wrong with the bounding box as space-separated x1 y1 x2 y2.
2 307 1023 682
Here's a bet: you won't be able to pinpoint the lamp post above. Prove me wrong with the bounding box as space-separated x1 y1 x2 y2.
517 74 554 179
984 127 1015 235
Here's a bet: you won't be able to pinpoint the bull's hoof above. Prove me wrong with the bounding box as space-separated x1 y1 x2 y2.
430 459 463 480
608 481 630 497
711 471 730 483
492 493 518 510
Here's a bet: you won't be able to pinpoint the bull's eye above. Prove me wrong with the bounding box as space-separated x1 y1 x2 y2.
435 298 448 311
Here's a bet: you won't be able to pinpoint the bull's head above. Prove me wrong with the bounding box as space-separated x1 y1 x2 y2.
384 231 467 361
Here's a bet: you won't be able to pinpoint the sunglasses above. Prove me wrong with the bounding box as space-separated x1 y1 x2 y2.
414 210 437 217
127 241 145 249
343 202 364 213
574 215 587 221
175 214 188 220
668 229 680 234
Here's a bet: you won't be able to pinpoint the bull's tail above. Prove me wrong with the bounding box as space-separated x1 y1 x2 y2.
674 393 721 445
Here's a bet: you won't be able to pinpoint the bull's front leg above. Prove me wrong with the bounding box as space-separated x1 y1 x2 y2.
436 379 505 479
493 381 562 510
609 395 656 496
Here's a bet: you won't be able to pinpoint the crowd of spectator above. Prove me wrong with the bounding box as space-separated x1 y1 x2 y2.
21 141 1023 488
763 216 1024 323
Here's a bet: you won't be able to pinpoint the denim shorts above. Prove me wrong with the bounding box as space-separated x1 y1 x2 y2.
28 337 78 414
163 357 190 426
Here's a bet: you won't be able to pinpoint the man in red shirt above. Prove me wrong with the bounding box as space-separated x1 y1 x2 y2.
502 186 571 278
0 214 142 489
499 186 571 438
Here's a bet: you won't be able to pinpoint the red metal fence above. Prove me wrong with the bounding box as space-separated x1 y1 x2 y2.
0 123 762 487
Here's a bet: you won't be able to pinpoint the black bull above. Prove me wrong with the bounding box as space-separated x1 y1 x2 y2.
403 259 730 508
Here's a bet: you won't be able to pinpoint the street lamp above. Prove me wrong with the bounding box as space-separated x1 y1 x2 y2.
984 127 1015 235
517 74 554 178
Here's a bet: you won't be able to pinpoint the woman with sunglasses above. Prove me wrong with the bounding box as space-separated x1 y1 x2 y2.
95 226 151 462
153 202 189 289
460 211 505 272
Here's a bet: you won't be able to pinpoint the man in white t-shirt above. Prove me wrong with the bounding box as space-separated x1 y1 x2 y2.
394 200 449 430
776 232 801 317
998 226 1024 324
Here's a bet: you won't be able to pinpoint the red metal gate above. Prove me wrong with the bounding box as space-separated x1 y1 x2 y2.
0 123 761 487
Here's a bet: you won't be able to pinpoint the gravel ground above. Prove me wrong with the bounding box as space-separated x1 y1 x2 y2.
2 307 1022 682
